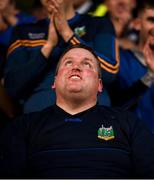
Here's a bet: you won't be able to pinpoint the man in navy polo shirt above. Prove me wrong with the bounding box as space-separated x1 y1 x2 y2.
0 44 154 178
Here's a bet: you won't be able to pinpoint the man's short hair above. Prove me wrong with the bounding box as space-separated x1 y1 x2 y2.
55 44 102 78
133 0 154 18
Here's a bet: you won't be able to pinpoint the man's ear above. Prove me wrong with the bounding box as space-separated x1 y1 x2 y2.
52 77 56 90
98 79 103 93
52 83 55 90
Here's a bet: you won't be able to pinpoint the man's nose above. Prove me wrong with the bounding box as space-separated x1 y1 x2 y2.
72 63 81 71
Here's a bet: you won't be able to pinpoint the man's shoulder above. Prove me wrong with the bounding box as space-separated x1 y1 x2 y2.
9 19 48 45
7 106 55 131
78 13 113 26
96 105 124 114
24 105 55 118
120 48 136 58
120 48 141 65
96 105 138 124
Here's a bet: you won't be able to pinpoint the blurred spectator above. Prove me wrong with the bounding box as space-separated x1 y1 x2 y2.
0 0 36 79
108 0 154 133
0 0 36 49
104 0 136 37
4 0 119 113
103 0 137 49
74 0 138 49
0 0 35 125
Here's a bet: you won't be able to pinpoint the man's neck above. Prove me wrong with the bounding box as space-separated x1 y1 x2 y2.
56 98 97 115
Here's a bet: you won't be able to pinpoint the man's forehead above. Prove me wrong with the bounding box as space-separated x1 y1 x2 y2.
140 7 154 14
140 8 154 19
62 48 96 59
60 48 97 65
144 7 154 12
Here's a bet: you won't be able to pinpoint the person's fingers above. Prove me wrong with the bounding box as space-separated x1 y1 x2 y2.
50 0 60 11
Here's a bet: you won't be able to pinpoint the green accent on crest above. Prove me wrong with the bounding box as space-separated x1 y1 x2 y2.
74 26 86 37
98 125 115 141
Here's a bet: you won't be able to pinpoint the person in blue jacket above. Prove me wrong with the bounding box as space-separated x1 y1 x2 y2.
3 0 119 113
0 44 154 178
0 0 36 124
108 0 154 133
0 0 36 76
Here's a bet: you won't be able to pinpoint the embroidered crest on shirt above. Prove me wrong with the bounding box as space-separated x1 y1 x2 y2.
98 125 115 141
74 26 86 37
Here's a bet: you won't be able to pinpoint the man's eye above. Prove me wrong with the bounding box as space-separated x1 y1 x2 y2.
147 17 154 24
65 61 72 66
83 62 92 68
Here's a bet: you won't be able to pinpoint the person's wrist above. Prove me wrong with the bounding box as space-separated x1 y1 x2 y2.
63 32 73 42
60 25 73 42
41 41 55 58
45 41 56 48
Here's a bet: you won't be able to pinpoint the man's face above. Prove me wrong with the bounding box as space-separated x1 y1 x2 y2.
106 0 135 19
53 48 102 100
0 0 10 11
138 8 154 45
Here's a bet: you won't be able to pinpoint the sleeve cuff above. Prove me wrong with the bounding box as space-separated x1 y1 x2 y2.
141 70 154 87
67 34 81 45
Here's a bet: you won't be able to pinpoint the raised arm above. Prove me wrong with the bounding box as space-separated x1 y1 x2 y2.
4 15 58 100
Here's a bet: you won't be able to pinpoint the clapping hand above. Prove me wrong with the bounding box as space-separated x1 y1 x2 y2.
48 0 73 42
